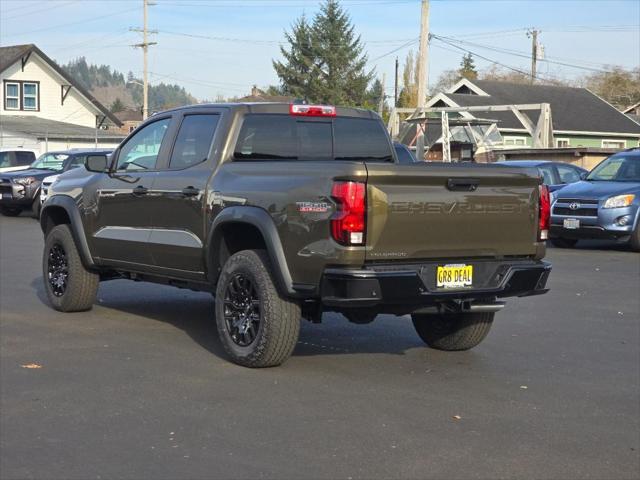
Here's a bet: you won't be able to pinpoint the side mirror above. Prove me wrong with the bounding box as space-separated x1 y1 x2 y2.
85 154 109 173
579 171 588 180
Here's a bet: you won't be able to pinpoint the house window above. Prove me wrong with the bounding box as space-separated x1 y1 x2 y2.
602 140 626 149
3 80 39 111
556 138 570 148
5 82 19 110
503 136 528 146
23 83 38 110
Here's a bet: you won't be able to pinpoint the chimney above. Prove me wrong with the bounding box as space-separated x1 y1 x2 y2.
251 85 260 97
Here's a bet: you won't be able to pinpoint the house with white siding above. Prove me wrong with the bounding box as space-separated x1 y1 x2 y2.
0 44 124 154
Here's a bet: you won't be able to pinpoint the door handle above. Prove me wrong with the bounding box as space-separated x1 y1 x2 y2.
182 186 200 197
132 185 148 196
446 178 479 192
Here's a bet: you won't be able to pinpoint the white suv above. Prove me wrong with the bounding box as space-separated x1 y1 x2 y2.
0 148 38 173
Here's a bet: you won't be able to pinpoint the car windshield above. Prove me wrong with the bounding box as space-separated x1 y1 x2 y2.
31 153 70 172
587 155 640 182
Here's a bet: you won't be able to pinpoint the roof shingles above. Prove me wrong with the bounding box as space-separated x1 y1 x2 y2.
448 80 640 135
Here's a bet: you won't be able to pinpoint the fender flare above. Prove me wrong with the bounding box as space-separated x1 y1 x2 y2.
207 206 296 296
40 195 96 269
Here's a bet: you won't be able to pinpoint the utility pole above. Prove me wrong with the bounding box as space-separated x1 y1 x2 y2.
132 0 157 120
416 0 430 109
378 73 386 116
394 57 399 107
527 28 539 83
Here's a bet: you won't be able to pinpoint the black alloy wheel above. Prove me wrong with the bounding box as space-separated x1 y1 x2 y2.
47 244 68 297
223 273 261 347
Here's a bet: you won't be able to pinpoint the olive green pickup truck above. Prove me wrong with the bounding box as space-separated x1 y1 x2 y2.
40 103 551 367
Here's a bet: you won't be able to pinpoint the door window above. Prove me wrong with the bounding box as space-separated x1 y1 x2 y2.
15 151 35 166
117 118 171 171
557 165 581 183
169 114 220 169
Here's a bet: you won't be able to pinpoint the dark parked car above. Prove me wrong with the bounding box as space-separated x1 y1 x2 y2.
549 149 640 250
0 149 112 217
495 160 587 192
393 142 417 164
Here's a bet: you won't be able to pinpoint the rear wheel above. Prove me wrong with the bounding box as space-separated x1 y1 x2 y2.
215 249 301 367
411 312 494 351
0 206 22 217
43 224 99 312
549 237 578 248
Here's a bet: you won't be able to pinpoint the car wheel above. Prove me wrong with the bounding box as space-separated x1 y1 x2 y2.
0 206 22 217
411 312 494 351
43 224 99 312
630 224 640 252
215 249 301 367
31 198 41 219
549 237 578 248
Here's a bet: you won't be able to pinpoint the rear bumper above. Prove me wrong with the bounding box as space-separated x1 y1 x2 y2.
321 259 551 312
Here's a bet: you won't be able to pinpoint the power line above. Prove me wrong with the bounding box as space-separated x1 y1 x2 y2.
0 6 139 39
433 33 628 73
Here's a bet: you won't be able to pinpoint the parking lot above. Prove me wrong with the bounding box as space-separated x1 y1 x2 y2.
1 213 638 480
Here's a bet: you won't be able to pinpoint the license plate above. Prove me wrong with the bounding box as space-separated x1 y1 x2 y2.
2 193 12 200
437 264 473 289
563 218 580 229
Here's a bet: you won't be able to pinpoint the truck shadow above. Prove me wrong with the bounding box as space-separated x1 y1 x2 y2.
30 277 425 360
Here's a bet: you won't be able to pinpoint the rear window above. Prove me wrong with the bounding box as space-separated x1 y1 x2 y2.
233 114 392 162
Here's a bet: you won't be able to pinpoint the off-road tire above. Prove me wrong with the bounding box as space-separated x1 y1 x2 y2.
630 224 640 252
215 249 301 367
43 224 99 312
411 312 495 351
0 206 21 217
549 237 578 248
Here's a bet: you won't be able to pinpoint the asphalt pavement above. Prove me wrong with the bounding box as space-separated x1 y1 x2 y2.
1 213 639 480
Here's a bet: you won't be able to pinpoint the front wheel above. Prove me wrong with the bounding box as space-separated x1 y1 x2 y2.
549 237 578 248
630 224 640 252
0 206 22 217
411 312 494 351
215 249 301 367
43 224 99 312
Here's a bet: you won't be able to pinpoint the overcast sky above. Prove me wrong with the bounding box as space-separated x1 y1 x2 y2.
1 0 639 101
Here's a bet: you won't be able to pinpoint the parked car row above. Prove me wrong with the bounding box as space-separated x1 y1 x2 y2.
0 148 112 217
497 152 640 251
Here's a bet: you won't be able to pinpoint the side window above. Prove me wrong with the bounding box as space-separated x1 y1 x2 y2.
169 114 220 169
15 151 35 166
0 152 13 168
116 118 171 171
538 166 555 185
68 155 86 169
557 165 581 183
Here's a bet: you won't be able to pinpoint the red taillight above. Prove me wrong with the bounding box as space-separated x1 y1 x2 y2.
331 181 366 246
538 184 550 241
289 104 336 117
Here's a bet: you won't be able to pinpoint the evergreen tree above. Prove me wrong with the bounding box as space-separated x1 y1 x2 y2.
273 0 372 105
273 15 316 100
110 98 126 113
459 53 478 80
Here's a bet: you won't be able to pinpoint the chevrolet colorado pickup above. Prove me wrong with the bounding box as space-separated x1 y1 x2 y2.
40 103 551 367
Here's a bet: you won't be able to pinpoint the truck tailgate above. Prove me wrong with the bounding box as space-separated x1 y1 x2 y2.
365 163 540 260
